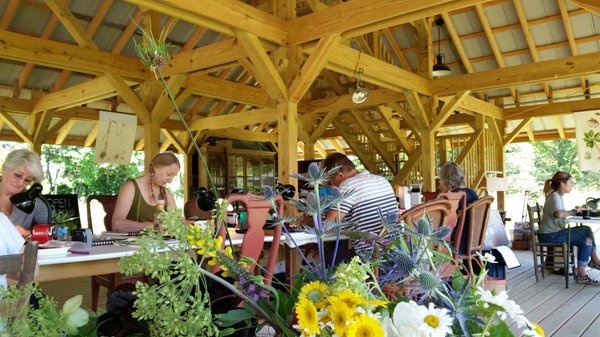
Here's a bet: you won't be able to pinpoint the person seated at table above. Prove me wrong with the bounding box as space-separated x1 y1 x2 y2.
323 153 397 260
438 162 479 254
0 149 51 239
112 152 179 233
539 171 600 285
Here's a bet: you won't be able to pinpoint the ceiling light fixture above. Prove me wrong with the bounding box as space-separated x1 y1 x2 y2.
432 18 451 78
351 52 369 104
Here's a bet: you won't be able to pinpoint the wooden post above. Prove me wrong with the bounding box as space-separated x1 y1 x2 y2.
277 102 298 191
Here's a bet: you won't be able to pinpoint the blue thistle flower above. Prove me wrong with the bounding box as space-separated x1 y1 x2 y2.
307 162 321 180
416 217 432 235
417 271 441 292
263 185 276 199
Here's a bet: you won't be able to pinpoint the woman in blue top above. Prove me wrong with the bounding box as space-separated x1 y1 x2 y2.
439 162 479 255
539 171 600 285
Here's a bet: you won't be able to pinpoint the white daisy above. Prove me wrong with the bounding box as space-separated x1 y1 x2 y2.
477 251 497 263
392 300 427 337
416 302 453 337
476 288 528 326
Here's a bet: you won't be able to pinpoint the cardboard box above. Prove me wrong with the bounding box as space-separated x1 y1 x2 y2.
511 229 530 241
512 240 530 250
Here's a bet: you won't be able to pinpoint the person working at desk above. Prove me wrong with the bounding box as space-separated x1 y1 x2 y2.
438 162 479 254
323 153 397 258
112 152 179 233
539 171 600 285
0 149 51 239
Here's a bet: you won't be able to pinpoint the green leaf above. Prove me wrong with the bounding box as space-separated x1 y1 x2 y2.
488 320 514 337
214 308 255 325
218 328 237 336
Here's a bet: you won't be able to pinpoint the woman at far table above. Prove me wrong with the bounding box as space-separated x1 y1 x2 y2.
112 152 179 233
540 171 600 285
0 149 51 239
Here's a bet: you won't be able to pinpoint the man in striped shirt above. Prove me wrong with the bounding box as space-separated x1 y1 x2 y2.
323 153 398 257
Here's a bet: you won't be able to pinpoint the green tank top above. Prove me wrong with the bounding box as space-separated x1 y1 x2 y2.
126 179 155 222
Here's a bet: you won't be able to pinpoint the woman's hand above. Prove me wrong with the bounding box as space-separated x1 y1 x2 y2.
15 224 31 240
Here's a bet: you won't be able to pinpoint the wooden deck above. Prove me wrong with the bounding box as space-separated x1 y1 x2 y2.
508 249 600 337
37 248 600 336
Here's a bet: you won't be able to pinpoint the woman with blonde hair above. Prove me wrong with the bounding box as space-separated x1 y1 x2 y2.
0 149 51 238
540 171 600 285
112 152 180 232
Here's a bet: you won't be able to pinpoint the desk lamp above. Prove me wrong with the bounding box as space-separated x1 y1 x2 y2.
586 197 600 216
10 183 43 214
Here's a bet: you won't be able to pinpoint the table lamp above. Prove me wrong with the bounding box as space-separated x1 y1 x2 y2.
10 182 43 214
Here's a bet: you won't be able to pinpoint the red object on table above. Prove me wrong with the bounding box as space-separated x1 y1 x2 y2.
31 224 51 244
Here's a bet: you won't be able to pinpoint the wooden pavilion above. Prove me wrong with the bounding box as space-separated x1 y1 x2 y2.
1 0 600 209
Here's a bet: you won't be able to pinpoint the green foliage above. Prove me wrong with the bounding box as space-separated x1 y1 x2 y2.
41 145 143 196
506 140 600 194
531 139 600 191
51 210 80 230
0 284 94 337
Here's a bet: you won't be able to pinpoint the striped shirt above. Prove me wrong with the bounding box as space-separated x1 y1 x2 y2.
337 171 397 253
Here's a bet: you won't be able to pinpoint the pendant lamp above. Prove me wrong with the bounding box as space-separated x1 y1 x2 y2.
432 18 451 77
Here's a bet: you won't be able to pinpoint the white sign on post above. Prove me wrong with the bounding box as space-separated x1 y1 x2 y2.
94 111 137 165
574 109 600 171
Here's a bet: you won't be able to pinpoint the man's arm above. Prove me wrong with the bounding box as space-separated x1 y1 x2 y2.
326 208 347 223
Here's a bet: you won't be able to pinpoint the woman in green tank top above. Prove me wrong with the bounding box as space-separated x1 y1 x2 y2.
112 152 180 232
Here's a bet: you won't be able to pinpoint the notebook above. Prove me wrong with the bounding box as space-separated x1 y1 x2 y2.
102 231 140 237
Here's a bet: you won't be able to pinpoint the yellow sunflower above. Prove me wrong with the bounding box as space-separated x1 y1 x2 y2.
296 297 320 335
300 281 328 306
532 322 544 337
329 302 354 336
329 290 363 310
346 314 384 337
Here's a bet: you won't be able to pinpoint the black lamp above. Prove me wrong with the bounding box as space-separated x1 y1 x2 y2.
196 187 217 212
432 18 451 78
10 183 43 214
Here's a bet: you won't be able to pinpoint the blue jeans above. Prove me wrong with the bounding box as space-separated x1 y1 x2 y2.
538 226 595 266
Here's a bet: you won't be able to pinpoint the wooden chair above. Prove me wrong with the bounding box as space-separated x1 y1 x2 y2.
437 191 467 277
0 241 38 287
401 198 452 231
0 241 38 317
528 203 573 288
215 193 284 286
87 195 147 311
460 195 494 276
400 199 453 276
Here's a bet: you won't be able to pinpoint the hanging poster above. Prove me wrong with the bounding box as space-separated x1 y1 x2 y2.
94 111 137 164
574 109 600 171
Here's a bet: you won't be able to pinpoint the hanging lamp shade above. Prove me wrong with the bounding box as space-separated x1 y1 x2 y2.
432 18 451 78
352 83 369 104
432 54 451 77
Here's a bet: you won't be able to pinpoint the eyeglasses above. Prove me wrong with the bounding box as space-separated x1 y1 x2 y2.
12 171 35 185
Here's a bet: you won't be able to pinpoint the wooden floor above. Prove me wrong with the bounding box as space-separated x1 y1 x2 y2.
38 249 600 337
508 249 600 337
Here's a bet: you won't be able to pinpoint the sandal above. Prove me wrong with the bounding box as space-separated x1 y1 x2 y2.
588 261 600 271
576 274 600 285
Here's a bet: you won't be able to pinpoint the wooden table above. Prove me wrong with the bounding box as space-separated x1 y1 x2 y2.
37 244 141 282
36 229 273 282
